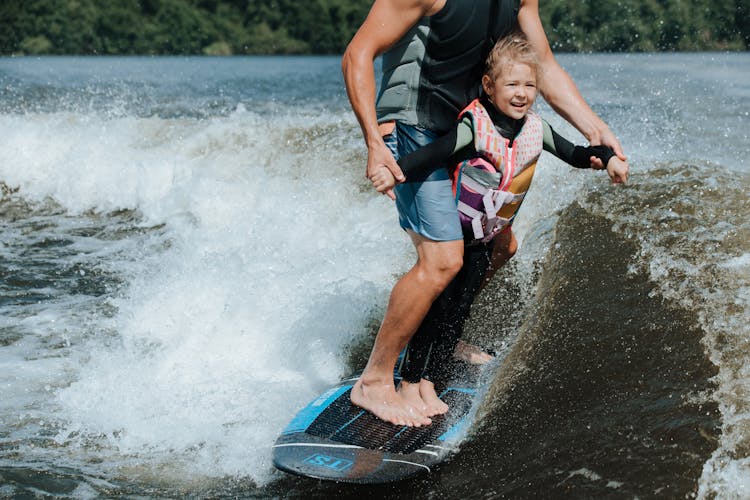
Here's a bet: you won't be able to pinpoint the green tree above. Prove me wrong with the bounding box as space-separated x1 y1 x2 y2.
0 0 746 55
738 0 750 47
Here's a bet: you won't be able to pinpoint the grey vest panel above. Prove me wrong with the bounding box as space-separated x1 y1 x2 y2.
376 21 430 130
376 0 520 133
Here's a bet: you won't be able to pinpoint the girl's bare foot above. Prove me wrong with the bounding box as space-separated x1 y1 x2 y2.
453 340 494 365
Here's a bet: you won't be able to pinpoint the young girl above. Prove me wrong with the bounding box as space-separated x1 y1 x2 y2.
370 33 629 417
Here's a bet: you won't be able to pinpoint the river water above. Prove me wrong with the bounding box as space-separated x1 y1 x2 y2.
0 53 748 498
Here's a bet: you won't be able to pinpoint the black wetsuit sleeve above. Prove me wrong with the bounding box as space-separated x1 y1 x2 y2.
398 119 474 182
542 120 615 169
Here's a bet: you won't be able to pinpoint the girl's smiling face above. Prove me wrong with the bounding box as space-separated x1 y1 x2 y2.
482 62 538 120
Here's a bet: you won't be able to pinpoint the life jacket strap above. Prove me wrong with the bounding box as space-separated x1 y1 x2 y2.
457 200 512 241
459 174 526 241
461 174 526 206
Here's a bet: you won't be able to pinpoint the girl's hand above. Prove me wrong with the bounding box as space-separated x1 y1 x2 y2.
606 157 629 184
366 140 403 200
369 165 398 198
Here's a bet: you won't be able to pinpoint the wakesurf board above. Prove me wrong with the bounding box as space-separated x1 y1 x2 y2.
272 360 484 483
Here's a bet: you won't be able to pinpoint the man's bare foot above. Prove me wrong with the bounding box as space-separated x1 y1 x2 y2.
454 340 494 365
351 378 431 427
418 378 449 416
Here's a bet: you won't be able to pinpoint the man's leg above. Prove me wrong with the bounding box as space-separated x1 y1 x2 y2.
350 232 463 426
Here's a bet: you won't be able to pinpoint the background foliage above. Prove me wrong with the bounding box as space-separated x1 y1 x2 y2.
1 0 747 55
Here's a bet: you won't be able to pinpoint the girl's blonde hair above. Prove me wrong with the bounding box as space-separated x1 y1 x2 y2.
484 32 540 80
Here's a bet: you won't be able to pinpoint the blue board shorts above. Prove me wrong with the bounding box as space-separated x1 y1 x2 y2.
384 122 463 242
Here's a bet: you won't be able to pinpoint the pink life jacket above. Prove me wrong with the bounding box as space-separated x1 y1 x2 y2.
451 99 544 243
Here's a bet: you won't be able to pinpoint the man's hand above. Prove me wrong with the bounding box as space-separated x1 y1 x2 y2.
590 125 627 161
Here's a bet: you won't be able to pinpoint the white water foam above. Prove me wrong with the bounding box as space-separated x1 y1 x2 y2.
0 106 413 486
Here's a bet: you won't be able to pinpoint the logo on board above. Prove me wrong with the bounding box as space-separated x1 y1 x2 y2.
303 453 354 472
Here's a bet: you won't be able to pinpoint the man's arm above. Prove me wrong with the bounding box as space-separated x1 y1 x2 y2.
517 0 626 160
341 0 444 199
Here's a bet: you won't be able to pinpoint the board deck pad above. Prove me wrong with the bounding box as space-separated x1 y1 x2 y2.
273 361 484 483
